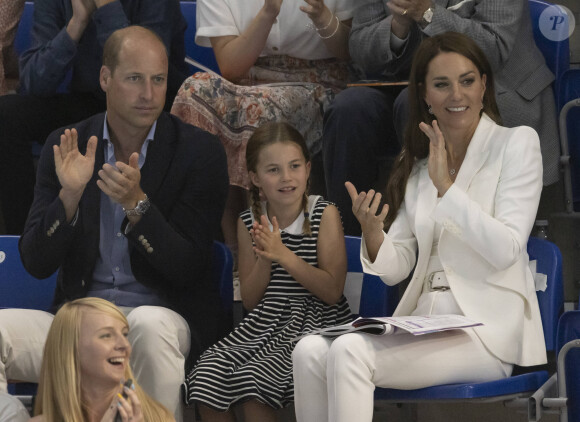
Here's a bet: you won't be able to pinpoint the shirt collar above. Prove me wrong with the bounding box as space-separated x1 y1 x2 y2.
102 113 157 167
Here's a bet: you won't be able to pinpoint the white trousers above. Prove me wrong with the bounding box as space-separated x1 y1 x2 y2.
0 392 30 422
0 306 190 421
292 330 512 422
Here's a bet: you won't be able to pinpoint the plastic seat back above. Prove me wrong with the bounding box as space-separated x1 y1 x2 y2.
528 0 570 84
212 241 234 318
180 1 220 73
344 235 398 318
0 235 56 311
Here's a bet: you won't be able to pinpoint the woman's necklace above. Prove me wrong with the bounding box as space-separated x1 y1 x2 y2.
448 153 466 177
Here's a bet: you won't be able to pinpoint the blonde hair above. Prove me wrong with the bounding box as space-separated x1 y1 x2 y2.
34 297 173 422
246 122 312 235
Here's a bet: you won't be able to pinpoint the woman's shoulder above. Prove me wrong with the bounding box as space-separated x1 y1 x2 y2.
30 416 44 422
482 114 539 144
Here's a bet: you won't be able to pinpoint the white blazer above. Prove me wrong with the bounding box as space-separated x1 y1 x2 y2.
361 114 546 366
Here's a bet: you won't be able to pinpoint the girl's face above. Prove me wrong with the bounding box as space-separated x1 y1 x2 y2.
423 52 486 138
249 141 311 208
78 310 131 388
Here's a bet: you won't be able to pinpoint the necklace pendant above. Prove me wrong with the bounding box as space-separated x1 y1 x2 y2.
449 168 456 176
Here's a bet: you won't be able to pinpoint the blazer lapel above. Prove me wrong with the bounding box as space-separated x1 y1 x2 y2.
139 114 175 200
453 114 493 192
81 116 106 261
415 163 438 275
396 162 438 315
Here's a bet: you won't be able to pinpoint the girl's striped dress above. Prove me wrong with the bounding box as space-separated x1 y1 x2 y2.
184 195 352 410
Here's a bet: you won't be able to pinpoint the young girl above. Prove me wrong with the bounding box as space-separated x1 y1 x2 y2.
184 122 352 421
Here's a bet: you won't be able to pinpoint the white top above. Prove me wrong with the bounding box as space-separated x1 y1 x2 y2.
259 195 321 234
195 0 364 60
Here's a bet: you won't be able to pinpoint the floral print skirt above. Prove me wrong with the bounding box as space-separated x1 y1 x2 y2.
171 55 350 189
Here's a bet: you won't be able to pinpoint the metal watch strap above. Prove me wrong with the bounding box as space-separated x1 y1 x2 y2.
124 195 150 216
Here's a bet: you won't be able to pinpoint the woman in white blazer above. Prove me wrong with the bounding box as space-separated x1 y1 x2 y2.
292 32 546 422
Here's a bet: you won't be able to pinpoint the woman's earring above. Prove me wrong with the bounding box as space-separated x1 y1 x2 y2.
428 105 434 115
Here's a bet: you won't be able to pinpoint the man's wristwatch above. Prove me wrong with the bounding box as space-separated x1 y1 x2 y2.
123 195 150 217
419 6 434 29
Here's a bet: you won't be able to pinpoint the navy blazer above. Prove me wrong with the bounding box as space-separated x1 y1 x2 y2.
20 112 229 363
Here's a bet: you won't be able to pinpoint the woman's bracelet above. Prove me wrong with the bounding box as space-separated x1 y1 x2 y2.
318 16 340 39
307 12 334 32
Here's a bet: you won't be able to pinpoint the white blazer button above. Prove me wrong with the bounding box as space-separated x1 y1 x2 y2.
146 247 153 254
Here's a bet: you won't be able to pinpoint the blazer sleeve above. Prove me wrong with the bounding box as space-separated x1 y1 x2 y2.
349 1 423 78
19 126 92 279
424 0 525 73
19 0 75 96
123 127 228 292
360 198 418 284
350 0 525 78
431 126 542 271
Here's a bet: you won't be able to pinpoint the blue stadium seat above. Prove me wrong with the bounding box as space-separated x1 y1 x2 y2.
528 0 570 95
212 241 234 328
179 1 220 74
0 235 56 398
0 235 57 311
13 2 33 57
344 235 398 318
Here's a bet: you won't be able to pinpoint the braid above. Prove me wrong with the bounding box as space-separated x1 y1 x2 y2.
249 185 262 226
301 192 311 235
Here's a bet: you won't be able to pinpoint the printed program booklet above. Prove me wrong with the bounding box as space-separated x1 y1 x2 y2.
292 315 482 342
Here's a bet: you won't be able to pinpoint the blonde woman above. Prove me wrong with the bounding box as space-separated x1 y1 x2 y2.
30 298 174 422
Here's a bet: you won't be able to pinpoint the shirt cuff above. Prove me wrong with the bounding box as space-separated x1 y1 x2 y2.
360 231 390 274
70 208 80 226
390 31 408 54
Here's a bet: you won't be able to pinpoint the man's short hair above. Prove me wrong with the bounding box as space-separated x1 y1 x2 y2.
102 26 168 74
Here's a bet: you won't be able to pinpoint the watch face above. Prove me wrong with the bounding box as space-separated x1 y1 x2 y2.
424 7 434 23
135 198 150 214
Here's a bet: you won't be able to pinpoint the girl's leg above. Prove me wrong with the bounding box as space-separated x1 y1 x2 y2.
327 330 511 422
242 400 276 422
292 335 334 422
198 404 236 422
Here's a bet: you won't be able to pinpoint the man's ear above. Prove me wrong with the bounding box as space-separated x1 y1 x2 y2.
249 171 260 188
100 66 111 92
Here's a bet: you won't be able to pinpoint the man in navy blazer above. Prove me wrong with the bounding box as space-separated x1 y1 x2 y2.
0 26 228 420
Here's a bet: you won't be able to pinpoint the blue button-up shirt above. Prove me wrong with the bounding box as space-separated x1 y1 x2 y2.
88 117 167 307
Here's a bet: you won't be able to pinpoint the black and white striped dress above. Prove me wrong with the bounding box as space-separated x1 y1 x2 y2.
184 195 352 410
